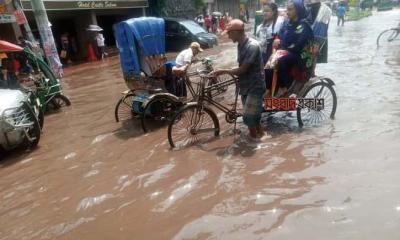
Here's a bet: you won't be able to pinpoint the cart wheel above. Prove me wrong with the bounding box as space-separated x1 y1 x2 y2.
29 93 44 129
49 94 71 110
168 104 219 148
141 96 181 132
297 81 337 127
115 93 135 122
21 102 41 149
377 29 399 47
37 106 44 130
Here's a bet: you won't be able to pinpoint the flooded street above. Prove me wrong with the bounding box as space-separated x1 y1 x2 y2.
1 9 400 240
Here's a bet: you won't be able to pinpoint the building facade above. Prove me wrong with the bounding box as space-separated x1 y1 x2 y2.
20 0 148 59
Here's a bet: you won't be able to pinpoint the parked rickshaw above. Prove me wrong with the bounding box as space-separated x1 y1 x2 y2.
21 47 71 112
113 17 229 132
0 40 71 113
0 41 42 152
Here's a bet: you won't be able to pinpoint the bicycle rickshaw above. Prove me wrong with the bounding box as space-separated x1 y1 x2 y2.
0 40 71 113
167 5 338 148
376 21 400 47
1 41 43 151
21 47 71 112
113 17 229 132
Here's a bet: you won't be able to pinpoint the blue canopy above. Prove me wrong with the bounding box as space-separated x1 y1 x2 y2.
113 17 165 77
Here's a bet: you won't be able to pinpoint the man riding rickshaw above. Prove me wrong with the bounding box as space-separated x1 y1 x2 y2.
114 17 228 132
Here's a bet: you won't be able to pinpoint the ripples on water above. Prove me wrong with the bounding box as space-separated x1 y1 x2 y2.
1 10 400 240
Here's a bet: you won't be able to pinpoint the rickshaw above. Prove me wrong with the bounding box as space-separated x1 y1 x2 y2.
0 40 71 113
0 41 42 151
167 3 338 148
113 17 229 132
20 46 71 112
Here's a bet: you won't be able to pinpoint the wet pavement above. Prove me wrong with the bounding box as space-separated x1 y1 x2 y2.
1 9 400 240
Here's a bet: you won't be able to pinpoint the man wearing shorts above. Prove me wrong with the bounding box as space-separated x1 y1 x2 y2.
213 19 266 139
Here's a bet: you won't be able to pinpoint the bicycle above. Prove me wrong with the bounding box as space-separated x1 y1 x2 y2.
167 73 239 148
376 22 400 47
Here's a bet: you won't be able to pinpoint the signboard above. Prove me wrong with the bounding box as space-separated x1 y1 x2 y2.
14 9 27 25
21 0 148 10
0 14 15 23
77 1 117 8
0 4 6 14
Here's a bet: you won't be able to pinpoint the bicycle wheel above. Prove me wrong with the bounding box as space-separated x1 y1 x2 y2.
377 29 399 47
29 93 44 129
168 104 220 148
297 81 337 127
48 94 71 110
21 102 41 149
141 96 181 132
115 93 135 122
36 106 44 130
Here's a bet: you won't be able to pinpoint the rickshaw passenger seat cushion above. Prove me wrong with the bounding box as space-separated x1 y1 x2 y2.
166 60 176 66
165 60 176 77
132 93 149 113
165 60 177 94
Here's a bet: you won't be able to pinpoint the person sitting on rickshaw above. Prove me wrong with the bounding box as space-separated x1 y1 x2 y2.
267 0 314 97
168 42 203 97
0 53 20 89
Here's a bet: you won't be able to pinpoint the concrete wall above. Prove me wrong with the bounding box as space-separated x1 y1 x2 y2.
164 0 197 18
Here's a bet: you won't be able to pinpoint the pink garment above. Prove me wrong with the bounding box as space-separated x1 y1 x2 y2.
265 50 289 70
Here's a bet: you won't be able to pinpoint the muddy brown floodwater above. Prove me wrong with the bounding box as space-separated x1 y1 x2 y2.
1 9 400 240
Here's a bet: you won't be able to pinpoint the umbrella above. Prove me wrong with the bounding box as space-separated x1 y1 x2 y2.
86 24 103 32
212 11 223 17
0 40 23 52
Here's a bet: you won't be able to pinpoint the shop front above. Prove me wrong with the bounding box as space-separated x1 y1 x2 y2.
21 0 148 60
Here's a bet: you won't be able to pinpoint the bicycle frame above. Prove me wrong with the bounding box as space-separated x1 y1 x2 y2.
196 75 240 120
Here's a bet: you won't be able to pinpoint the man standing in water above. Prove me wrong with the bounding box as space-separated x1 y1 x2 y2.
336 2 346 26
213 19 266 140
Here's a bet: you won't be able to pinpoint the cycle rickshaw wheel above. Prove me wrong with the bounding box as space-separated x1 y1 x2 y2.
297 81 337 127
115 93 135 122
377 29 399 47
48 94 71 110
21 102 41 149
141 96 181 132
168 104 220 148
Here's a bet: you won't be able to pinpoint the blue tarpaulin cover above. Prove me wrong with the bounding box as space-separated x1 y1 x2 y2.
113 17 165 77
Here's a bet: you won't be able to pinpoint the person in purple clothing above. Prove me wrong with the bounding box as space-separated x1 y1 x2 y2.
274 0 314 96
